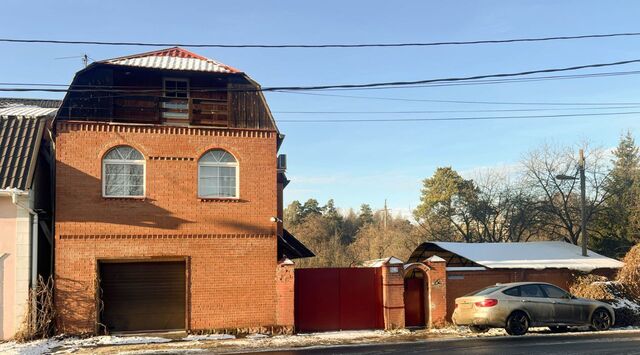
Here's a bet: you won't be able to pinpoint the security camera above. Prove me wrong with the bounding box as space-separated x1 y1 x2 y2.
270 216 282 223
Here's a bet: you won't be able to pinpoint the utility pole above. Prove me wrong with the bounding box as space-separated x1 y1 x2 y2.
579 149 588 257
555 149 589 257
383 199 388 230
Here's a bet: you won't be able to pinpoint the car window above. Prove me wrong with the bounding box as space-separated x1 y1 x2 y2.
540 284 570 299
466 285 504 296
503 287 520 297
520 284 545 298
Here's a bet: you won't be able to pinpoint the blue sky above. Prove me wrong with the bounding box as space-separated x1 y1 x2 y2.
2 1 640 215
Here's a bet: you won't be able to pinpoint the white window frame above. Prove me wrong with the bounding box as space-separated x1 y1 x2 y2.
102 146 146 198
197 150 240 199
162 78 190 119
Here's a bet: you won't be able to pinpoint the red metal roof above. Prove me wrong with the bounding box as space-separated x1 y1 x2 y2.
102 47 241 74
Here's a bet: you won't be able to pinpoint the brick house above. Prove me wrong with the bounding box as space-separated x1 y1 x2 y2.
53 48 313 335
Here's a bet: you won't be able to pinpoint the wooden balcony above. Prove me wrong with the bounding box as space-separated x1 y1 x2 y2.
113 96 230 127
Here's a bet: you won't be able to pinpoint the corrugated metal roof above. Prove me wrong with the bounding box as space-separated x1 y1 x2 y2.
0 98 62 109
0 105 57 118
0 116 47 190
103 47 241 73
0 98 61 119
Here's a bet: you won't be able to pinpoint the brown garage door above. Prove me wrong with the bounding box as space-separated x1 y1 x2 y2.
99 261 186 332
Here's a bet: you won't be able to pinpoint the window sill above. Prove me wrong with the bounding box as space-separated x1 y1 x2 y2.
102 196 147 201
199 197 243 203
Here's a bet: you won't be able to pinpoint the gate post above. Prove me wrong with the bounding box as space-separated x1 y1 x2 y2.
425 256 447 328
381 259 405 329
275 257 295 334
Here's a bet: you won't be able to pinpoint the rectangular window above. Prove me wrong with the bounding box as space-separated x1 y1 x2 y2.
104 163 144 197
198 166 237 198
163 78 189 119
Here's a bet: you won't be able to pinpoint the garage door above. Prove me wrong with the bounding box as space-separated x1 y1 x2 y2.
99 261 186 332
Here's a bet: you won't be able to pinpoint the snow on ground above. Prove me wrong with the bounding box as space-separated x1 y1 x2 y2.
0 335 172 355
182 334 235 341
3 327 640 354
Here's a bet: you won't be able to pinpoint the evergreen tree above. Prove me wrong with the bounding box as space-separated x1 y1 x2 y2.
593 132 640 257
358 204 375 226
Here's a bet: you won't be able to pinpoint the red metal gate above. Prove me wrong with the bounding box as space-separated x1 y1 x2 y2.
404 278 425 326
295 268 383 332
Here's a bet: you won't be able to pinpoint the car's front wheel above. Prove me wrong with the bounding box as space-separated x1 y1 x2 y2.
591 308 612 331
505 311 529 336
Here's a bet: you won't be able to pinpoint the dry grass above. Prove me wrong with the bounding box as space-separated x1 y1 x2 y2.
569 245 640 326
570 275 614 300
14 276 56 342
617 244 640 298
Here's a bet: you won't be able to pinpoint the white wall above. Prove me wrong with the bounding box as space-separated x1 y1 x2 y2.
0 194 32 340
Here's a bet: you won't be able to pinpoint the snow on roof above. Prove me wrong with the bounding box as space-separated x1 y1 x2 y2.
0 99 59 118
102 47 241 74
361 256 404 267
425 241 623 272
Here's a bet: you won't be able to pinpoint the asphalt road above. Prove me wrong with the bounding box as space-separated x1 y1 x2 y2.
238 331 640 355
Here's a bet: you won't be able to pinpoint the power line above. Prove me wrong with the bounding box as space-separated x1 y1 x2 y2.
273 106 640 114
278 91 640 106
277 111 640 122
4 68 640 92
3 57 640 93
2 31 640 48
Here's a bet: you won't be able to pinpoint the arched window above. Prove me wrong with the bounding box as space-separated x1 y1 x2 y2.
198 149 238 198
102 146 145 197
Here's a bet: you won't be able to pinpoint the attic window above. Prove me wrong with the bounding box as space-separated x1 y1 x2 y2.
162 78 189 120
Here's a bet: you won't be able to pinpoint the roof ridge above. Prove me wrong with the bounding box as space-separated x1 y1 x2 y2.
100 47 241 74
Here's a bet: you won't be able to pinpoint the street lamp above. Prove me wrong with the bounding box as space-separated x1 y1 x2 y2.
555 149 588 257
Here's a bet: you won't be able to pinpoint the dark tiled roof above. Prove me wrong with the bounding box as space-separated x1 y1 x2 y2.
278 228 315 259
0 116 47 190
0 97 62 109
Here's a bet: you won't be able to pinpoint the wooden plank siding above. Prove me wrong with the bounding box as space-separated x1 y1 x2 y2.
56 64 276 131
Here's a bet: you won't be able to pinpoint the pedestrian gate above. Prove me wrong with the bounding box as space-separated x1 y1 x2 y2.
295 267 384 332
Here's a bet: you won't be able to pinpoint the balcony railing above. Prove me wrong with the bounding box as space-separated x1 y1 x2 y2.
113 96 229 127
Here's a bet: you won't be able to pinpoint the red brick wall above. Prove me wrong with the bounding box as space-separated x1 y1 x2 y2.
445 268 619 321
381 263 405 329
54 121 283 334
275 259 295 333
425 259 447 327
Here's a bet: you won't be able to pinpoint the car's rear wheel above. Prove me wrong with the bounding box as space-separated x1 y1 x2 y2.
591 308 612 331
549 325 568 333
469 325 489 333
505 311 529 336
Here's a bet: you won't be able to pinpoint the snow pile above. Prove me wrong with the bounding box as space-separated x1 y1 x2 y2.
183 334 235 341
0 335 173 355
0 338 65 355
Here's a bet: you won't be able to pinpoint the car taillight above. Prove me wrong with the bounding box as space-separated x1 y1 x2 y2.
475 299 498 307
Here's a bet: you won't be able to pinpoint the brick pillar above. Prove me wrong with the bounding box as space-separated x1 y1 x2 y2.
275 258 295 334
381 260 405 329
425 256 447 328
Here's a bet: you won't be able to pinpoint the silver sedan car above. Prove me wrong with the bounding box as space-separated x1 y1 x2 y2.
452 282 615 335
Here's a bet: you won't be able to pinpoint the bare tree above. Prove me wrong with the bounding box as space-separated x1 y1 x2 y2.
470 169 544 242
521 143 611 244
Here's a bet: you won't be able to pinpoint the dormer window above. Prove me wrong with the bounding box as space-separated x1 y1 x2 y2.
162 78 189 120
